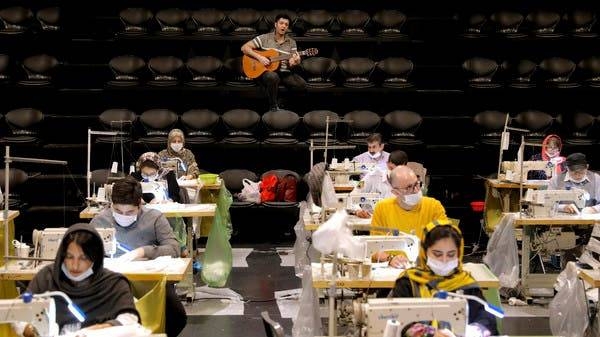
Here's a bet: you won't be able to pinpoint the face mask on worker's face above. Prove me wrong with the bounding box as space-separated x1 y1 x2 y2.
369 151 381 159
141 173 158 181
112 212 137 227
402 190 422 207
427 257 458 276
61 263 94 282
170 143 183 152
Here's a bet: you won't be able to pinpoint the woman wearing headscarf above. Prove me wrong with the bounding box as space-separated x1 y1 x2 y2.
390 220 498 337
158 129 200 180
131 151 182 204
23 223 139 335
528 134 566 180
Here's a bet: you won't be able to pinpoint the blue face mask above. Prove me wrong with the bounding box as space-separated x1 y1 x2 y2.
61 262 94 282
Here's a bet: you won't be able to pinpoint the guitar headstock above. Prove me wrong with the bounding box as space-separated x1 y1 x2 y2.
302 48 319 57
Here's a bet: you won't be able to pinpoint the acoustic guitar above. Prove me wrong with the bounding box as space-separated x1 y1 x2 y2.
242 48 319 79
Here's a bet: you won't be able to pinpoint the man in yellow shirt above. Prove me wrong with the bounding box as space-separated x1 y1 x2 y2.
371 165 447 267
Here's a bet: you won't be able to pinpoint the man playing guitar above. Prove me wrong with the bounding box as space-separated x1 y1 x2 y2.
241 13 306 111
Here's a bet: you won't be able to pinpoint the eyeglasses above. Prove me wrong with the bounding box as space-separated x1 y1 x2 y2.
392 181 422 194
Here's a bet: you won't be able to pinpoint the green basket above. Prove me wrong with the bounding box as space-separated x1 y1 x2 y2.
198 173 219 184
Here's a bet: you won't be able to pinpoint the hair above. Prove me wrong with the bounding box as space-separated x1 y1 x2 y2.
274 13 291 23
60 230 104 272
388 150 408 166
547 137 561 148
140 160 159 170
423 225 462 253
111 176 142 206
366 133 383 144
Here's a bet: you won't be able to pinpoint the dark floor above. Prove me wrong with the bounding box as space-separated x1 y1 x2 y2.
178 243 552 337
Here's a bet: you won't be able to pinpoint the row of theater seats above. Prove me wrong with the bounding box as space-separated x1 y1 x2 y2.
0 54 59 86
0 6 60 34
461 9 598 38
1 108 599 148
464 56 600 89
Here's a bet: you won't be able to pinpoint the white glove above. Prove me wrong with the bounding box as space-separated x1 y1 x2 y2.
465 324 490 337
117 248 143 262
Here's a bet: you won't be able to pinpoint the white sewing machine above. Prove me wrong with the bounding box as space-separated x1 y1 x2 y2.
346 193 382 212
522 188 586 217
356 234 420 264
353 297 467 337
32 227 117 266
0 297 58 337
499 160 552 182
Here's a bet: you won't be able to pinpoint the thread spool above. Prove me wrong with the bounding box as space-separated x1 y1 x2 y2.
382 319 400 337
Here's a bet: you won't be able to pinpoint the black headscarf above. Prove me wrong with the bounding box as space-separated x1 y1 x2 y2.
27 223 139 329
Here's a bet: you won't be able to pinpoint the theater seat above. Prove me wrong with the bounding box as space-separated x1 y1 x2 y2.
0 168 29 209
221 109 260 144
18 54 59 86
262 109 300 145
219 169 259 208
97 109 137 144
513 110 555 143
36 7 60 31
224 57 254 87
383 110 423 146
560 111 598 147
1 108 43 146
539 57 579 88
191 8 225 36
462 57 501 88
372 9 407 38
300 57 337 88
503 59 537 88
119 8 153 36
185 56 222 87
578 56 600 87
136 109 178 148
473 110 509 146
490 10 525 38
155 8 189 36
461 13 488 38
0 54 9 83
148 56 183 86
377 57 414 88
564 9 597 38
526 10 562 38
261 169 300 208
344 110 380 145
0 6 32 34
302 110 341 145
107 55 146 87
297 10 334 37
337 10 370 37
225 8 261 36
181 109 220 145
339 57 376 88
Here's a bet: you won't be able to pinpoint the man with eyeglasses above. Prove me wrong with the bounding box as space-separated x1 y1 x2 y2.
548 152 600 214
370 166 447 268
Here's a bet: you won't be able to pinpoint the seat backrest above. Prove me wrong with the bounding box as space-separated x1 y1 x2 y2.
139 109 178 136
261 311 285 337
5 108 43 133
181 109 220 134
0 168 28 190
90 169 125 186
99 109 137 132
219 169 258 192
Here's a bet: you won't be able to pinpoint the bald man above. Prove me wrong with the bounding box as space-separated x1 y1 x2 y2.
370 166 447 267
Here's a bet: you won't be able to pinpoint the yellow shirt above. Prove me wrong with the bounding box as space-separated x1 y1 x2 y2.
370 196 448 240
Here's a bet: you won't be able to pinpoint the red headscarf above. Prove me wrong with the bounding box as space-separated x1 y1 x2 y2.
541 134 565 174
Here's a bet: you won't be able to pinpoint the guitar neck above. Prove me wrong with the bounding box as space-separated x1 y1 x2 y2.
269 51 306 62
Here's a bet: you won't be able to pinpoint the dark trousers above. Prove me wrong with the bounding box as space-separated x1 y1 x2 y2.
166 282 187 337
259 71 306 109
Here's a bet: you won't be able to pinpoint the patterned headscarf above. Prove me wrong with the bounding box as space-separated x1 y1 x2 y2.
137 151 161 170
168 128 185 144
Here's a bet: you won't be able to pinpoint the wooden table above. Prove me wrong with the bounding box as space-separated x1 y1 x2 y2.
511 213 600 296
305 216 372 232
579 269 600 287
80 203 216 219
0 257 192 282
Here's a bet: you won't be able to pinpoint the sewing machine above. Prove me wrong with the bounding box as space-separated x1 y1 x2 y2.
522 188 586 217
141 180 168 202
346 193 382 212
32 227 117 266
0 296 58 337
161 158 186 178
356 234 420 264
353 297 467 337
499 160 552 182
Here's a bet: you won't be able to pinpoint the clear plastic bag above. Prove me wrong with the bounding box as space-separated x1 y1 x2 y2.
201 184 233 287
239 178 261 203
293 201 311 277
292 265 323 337
549 261 589 337
483 213 519 288
312 209 364 259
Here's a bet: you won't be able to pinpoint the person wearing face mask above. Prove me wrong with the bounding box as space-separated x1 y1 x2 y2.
131 152 182 204
548 152 600 214
22 223 139 335
90 176 186 337
390 222 499 337
370 166 447 267
352 133 390 172
527 134 566 180
158 129 200 180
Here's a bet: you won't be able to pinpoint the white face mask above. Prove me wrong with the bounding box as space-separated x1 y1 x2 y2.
61 262 94 282
141 173 158 181
112 211 137 227
369 151 381 159
170 143 183 152
427 257 458 276
402 190 423 208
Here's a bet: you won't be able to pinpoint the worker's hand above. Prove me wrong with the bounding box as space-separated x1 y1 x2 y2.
22 323 36 337
289 53 301 66
582 207 598 214
184 174 195 180
388 254 409 269
355 209 371 218
563 204 579 214
371 251 389 263
258 55 271 66
435 328 457 337
117 247 144 262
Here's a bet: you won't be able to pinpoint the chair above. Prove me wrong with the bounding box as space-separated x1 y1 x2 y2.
36 7 60 31
539 57 579 88
559 112 598 147
526 10 562 38
0 168 29 209
260 169 300 208
224 57 254 87
147 56 183 86
0 54 10 83
383 110 423 146
297 10 334 37
1 108 43 146
473 110 509 146
337 10 370 37
0 6 32 34
96 109 137 144
119 8 153 36
564 9 597 38
462 57 501 88
225 8 261 36
376 57 414 88
300 57 337 88
90 169 126 187
338 57 376 88
155 8 189 36
262 109 300 145
191 8 225 36
107 55 146 87
185 56 222 87
461 13 489 38
261 311 285 337
490 10 525 38
578 56 600 88
302 110 341 145
513 110 555 144
219 169 259 208
221 109 260 144
136 109 178 148
503 59 538 88
343 110 380 145
18 54 59 86
372 9 407 39
406 162 429 194
181 109 220 145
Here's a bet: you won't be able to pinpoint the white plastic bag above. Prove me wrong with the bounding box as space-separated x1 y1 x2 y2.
320 173 338 209
312 209 364 259
294 202 311 277
549 262 589 337
238 178 261 203
483 213 519 288
292 265 323 337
